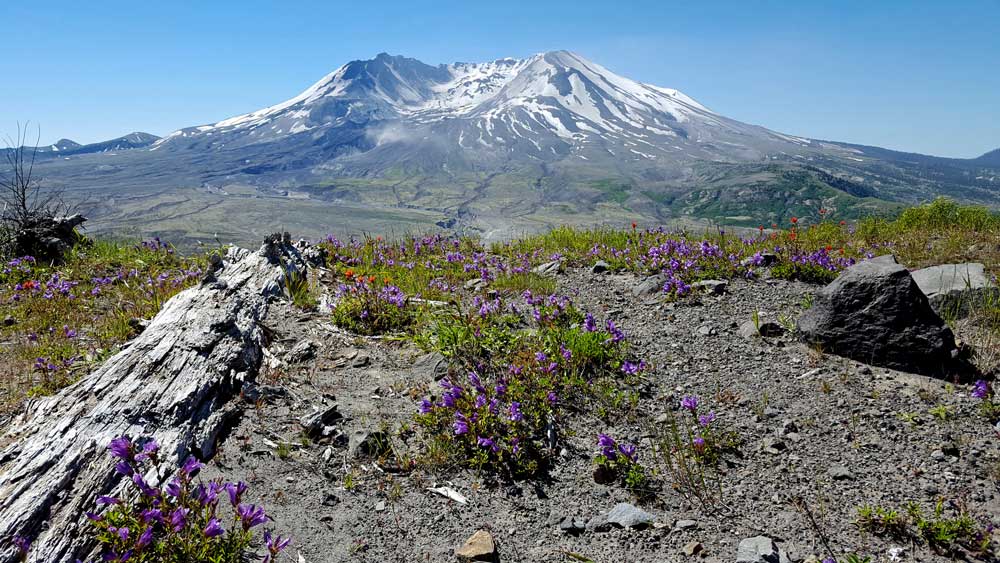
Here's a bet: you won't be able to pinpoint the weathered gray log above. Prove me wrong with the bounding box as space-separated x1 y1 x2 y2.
0 238 303 563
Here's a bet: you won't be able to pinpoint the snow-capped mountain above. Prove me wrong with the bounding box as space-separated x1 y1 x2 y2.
154 50 823 165
26 51 1000 246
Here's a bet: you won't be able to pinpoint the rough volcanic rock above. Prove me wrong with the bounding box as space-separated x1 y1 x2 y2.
797 255 960 376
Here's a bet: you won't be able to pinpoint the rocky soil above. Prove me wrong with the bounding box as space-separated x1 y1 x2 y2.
205 267 1000 563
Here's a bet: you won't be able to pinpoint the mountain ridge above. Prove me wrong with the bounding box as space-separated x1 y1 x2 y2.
15 51 1000 246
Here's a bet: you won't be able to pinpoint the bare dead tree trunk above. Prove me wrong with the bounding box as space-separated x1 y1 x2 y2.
0 238 305 563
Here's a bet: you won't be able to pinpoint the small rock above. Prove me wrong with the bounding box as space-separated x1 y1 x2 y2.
696 324 716 337
322 492 340 506
692 279 728 295
605 502 654 529
299 405 343 437
674 519 698 531
286 339 318 363
241 383 288 404
559 516 586 535
464 278 486 291
592 260 611 274
683 541 704 557
348 430 391 459
592 464 617 485
455 530 496 562
739 318 786 340
375 501 386 512
736 536 790 563
779 420 798 436
930 449 946 461
911 263 991 318
632 274 668 297
585 514 610 532
827 464 854 481
762 437 786 454
415 351 450 381
351 353 371 368
532 260 563 278
939 441 961 458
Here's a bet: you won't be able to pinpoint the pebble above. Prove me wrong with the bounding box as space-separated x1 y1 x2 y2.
455 530 496 562
674 519 698 531
827 464 854 481
683 541 704 556
605 502 654 529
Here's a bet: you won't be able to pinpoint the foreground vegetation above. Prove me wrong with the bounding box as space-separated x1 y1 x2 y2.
2 197 998 561
0 238 205 406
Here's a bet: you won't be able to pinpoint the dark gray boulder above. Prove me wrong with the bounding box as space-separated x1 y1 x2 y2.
798 255 960 376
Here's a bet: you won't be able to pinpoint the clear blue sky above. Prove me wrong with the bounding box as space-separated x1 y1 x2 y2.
4 0 998 158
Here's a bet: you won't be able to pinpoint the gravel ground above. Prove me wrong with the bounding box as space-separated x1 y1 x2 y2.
205 267 999 563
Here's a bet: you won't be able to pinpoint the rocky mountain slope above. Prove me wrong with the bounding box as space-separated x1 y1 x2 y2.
20 52 1000 246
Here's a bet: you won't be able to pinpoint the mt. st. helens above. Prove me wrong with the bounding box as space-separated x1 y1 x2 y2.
28 51 1000 245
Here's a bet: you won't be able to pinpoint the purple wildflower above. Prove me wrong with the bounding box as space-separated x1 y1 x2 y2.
108 436 132 460
418 398 433 414
137 527 154 548
680 395 699 412
264 530 293 562
453 413 469 436
971 380 990 400
140 509 163 524
698 411 717 426
165 478 182 498
12 535 31 555
225 481 248 506
237 504 269 530
170 508 189 532
477 436 497 452
618 443 638 462
180 456 203 477
203 518 225 538
598 433 617 458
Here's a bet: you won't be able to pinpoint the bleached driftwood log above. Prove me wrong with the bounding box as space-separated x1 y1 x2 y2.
0 237 303 563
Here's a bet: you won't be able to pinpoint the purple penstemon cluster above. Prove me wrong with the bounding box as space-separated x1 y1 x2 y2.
596 433 639 463
3 256 35 276
138 237 174 254
65 435 292 563
414 292 632 469
620 360 647 376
